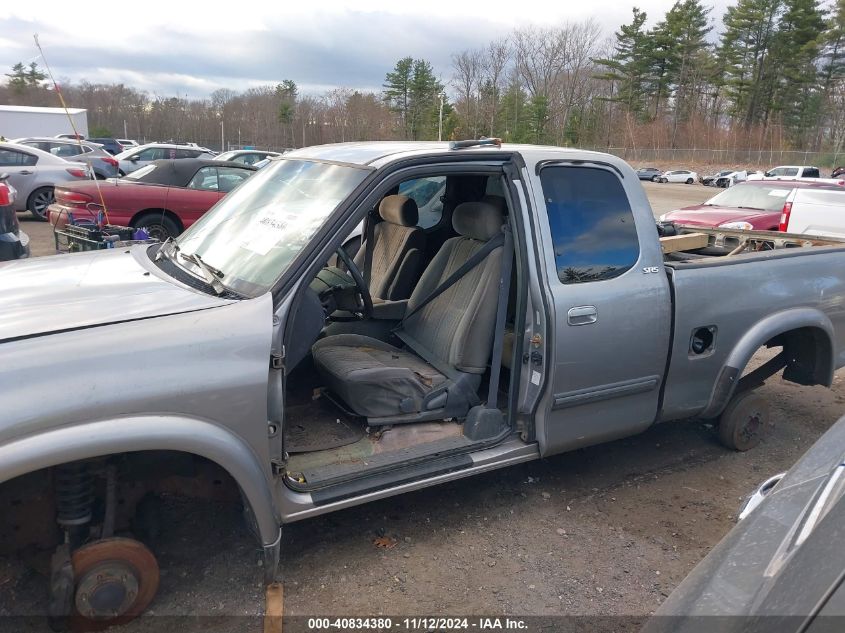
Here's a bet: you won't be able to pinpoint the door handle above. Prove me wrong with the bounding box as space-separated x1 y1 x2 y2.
567 305 597 326
19 170 33 175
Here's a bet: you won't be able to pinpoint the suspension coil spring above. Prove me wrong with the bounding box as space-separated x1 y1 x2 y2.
54 462 94 527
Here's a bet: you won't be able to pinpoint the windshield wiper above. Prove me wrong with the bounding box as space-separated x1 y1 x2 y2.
178 251 227 295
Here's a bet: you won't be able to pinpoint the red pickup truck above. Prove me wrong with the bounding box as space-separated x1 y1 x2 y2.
48 159 256 239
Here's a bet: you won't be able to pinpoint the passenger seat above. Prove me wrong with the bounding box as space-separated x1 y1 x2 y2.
356 195 426 301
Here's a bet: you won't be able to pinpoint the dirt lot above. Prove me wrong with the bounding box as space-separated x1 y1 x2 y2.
5 181 832 632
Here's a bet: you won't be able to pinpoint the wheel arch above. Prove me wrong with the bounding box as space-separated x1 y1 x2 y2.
701 307 835 418
0 415 280 547
130 208 184 232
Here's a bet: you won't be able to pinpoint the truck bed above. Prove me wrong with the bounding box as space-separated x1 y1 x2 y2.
658 226 845 422
661 226 845 263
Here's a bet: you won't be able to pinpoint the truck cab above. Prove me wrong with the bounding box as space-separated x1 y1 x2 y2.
3 141 845 627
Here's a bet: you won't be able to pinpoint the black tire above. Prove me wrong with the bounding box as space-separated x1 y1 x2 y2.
132 212 181 241
27 186 54 221
652 175 660 182
686 178 694 184
718 391 770 451
660 177 668 183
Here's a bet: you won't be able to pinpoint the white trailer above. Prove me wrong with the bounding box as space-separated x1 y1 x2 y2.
0 105 88 140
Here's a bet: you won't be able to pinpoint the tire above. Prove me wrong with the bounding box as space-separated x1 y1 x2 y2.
718 391 770 451
27 186 54 221
132 212 181 241
652 176 660 182
660 177 668 183
686 178 694 184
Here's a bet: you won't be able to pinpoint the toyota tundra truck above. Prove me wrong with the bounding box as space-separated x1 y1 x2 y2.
3 140 845 626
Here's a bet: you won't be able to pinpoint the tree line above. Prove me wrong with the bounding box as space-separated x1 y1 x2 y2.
2 0 844 156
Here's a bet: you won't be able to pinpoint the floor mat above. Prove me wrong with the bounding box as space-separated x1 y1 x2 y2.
284 398 366 453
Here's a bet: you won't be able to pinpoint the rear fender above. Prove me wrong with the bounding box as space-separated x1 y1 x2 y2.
702 308 835 418
0 415 280 547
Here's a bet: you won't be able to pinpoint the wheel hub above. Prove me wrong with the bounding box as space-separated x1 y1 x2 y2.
70 537 160 627
75 561 139 619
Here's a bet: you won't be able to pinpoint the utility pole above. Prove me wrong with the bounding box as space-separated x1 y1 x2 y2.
438 92 445 142
123 119 128 139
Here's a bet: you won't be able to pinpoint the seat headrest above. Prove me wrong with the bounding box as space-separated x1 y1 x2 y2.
452 201 503 241
378 194 418 227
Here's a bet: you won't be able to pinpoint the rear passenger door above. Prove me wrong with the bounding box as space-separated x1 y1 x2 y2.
533 164 672 455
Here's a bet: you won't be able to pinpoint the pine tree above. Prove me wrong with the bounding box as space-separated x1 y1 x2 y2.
594 8 652 117
661 0 712 144
6 62 28 94
384 58 443 140
383 57 414 139
771 0 826 142
717 0 783 128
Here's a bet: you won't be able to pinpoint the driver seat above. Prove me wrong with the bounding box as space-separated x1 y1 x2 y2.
357 194 426 301
311 201 505 424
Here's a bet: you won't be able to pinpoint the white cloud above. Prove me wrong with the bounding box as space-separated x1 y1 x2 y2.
2 0 735 98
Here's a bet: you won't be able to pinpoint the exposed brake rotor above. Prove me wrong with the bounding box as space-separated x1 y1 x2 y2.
70 537 159 631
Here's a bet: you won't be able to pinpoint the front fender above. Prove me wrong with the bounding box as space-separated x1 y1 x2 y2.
0 415 280 547
701 307 835 418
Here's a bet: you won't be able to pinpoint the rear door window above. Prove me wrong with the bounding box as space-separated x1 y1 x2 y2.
539 166 640 284
0 149 37 166
398 176 446 229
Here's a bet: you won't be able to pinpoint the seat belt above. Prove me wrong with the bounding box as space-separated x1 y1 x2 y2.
362 211 375 290
400 231 504 324
485 221 513 408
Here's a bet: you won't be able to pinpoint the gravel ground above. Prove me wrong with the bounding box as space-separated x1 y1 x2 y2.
6 181 829 633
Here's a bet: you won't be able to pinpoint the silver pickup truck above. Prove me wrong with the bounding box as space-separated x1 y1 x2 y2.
3 141 845 626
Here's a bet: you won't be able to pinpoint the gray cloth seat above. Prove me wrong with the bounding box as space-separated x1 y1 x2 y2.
312 200 505 422
356 194 426 301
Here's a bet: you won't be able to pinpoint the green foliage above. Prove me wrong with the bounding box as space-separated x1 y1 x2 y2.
89 125 113 138
6 61 45 95
383 57 444 140
594 8 653 116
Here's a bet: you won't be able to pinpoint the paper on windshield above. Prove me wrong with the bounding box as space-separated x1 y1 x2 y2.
240 207 299 255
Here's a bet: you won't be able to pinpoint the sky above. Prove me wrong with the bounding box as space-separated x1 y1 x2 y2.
1 0 733 99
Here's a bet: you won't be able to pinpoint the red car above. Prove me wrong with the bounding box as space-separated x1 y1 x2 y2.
659 180 845 231
47 159 256 239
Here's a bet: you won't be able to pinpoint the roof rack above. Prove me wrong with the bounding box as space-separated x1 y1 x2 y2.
448 138 503 150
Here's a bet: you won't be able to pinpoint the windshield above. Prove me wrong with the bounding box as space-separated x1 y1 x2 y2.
174 158 370 296
705 184 792 211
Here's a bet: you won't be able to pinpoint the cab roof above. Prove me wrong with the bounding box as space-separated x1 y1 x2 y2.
283 141 619 169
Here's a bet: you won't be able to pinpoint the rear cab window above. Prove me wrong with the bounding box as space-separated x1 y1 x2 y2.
398 176 446 229
539 166 640 284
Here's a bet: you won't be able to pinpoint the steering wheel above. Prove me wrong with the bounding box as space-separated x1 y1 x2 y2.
334 247 373 320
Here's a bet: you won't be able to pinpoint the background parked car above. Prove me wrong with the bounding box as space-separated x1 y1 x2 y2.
115 143 215 175
714 169 748 188
658 169 698 184
0 176 28 260
778 185 845 236
659 180 843 231
636 167 662 181
0 142 90 220
644 414 845 633
115 143 213 175
48 158 255 239
216 149 283 166
12 137 119 179
86 137 124 155
747 165 821 180
700 169 734 186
